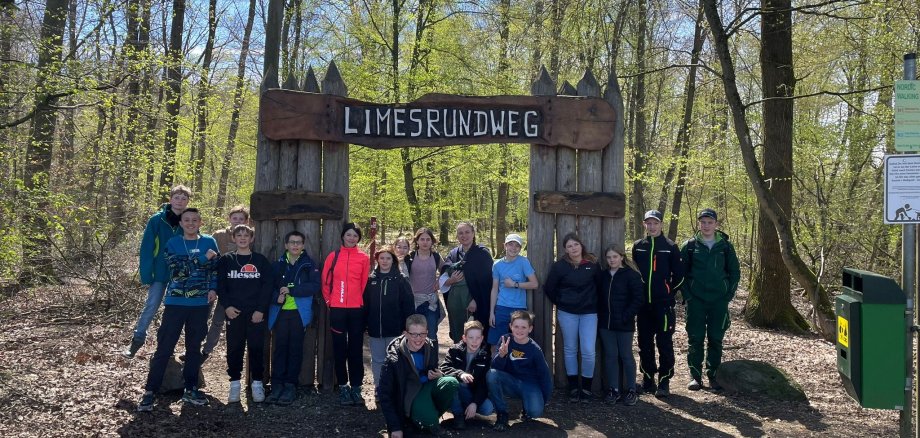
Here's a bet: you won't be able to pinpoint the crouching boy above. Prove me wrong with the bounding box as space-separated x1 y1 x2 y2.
379 314 460 437
440 320 494 430
487 310 553 431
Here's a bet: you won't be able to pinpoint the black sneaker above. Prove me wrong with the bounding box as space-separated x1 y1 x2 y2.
452 415 467 430
265 385 283 404
181 387 209 406
709 377 723 391
122 338 144 359
655 381 670 398
687 378 702 391
568 388 581 403
580 389 594 403
641 378 656 394
604 388 621 404
624 389 638 406
493 411 509 431
338 385 353 406
137 391 155 412
277 383 296 405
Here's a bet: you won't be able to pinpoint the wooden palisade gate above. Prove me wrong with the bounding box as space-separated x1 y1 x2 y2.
255 1 624 388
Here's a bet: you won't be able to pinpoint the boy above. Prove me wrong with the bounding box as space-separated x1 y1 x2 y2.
266 231 320 405
216 224 273 403
201 205 250 361
137 208 219 411
680 209 740 391
123 185 191 358
379 315 460 437
440 320 494 430
487 311 553 431
632 209 684 397
488 233 538 350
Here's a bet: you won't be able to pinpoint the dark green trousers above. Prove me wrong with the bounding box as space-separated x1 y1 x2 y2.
410 376 459 427
685 299 730 380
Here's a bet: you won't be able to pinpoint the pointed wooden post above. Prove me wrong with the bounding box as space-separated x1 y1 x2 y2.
576 69 602 256
297 66 323 388
529 66 559 385
602 67 626 250
319 60 349 390
276 73 300 248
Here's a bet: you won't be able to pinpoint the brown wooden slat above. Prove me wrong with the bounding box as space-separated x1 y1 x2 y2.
534 191 626 218
250 190 344 221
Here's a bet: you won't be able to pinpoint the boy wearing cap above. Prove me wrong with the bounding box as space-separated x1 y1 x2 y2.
632 210 684 397
488 234 539 349
680 209 740 391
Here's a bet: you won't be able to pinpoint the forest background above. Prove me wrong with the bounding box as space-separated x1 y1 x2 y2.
1 0 919 338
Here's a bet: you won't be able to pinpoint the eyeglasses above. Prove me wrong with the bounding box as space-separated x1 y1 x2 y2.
406 332 428 338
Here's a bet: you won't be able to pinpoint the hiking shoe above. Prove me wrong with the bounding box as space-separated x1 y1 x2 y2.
641 378 656 394
624 389 638 406
265 383 282 404
604 388 621 404
122 338 144 359
655 384 670 398
276 383 296 405
568 388 581 403
251 380 265 403
338 385 354 406
452 415 467 430
350 385 365 406
228 380 241 403
493 411 509 431
709 377 723 391
687 378 701 391
580 389 594 403
137 391 155 412
182 387 209 406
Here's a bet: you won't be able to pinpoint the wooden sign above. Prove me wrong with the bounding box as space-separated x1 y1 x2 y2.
250 190 344 221
534 191 626 218
260 90 616 151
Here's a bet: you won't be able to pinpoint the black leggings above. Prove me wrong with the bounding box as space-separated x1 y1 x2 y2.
330 307 365 387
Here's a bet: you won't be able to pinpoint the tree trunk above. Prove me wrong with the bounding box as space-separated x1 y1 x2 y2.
494 0 512 248
662 6 705 240
192 0 217 193
702 0 834 339
215 0 256 216
630 0 648 239
158 0 185 192
21 0 69 284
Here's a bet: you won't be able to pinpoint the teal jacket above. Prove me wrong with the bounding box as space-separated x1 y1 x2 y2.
139 203 183 284
680 230 741 303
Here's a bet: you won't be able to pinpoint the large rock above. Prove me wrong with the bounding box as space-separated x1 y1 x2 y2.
716 360 807 402
158 357 207 393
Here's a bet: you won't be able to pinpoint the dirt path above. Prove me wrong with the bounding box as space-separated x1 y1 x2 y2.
0 286 899 437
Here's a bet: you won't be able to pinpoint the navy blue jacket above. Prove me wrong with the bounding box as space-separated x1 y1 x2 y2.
544 258 599 314
596 267 644 332
268 252 321 329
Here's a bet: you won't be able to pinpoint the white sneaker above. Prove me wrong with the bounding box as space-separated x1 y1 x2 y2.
228 380 241 403
251 380 265 403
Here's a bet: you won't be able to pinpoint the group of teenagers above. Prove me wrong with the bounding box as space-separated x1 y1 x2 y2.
125 185 741 436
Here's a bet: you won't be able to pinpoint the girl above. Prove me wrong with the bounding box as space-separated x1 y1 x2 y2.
544 232 599 403
364 246 415 399
322 222 371 406
404 227 443 342
393 236 411 276
596 244 643 405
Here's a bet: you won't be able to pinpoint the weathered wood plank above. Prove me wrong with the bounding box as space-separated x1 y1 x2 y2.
249 190 344 221
534 191 626 218
260 90 617 151
602 68 627 250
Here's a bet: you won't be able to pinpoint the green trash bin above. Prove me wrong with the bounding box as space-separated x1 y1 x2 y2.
835 268 906 410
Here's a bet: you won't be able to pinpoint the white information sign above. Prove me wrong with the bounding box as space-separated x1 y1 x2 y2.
884 154 920 224
895 80 920 152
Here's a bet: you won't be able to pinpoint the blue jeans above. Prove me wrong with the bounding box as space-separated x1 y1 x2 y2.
416 301 439 341
132 281 166 342
599 329 636 391
450 382 495 417
486 369 545 418
556 310 597 378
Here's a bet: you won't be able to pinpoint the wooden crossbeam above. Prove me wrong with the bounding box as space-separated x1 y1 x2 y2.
533 191 626 218
250 190 344 221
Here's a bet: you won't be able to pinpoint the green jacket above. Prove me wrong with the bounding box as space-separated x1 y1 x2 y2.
680 230 740 303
